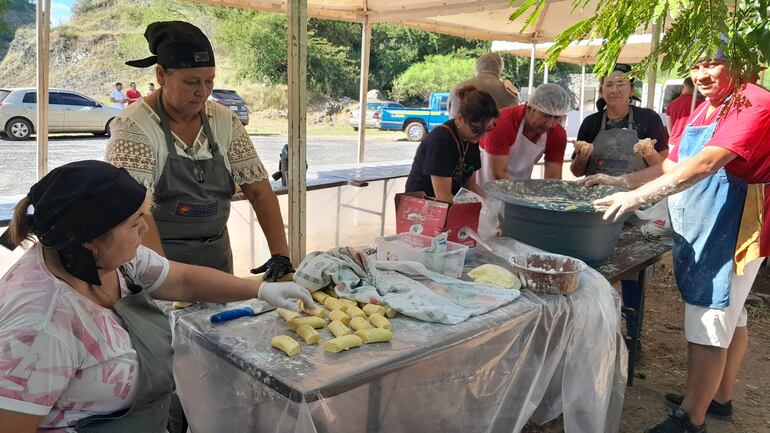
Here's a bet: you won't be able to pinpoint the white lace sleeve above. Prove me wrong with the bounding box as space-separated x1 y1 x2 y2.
122 245 170 293
227 115 268 185
105 116 158 191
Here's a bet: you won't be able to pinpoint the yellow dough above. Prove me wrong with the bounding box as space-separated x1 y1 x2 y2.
296 324 320 345
345 305 367 319
467 264 522 289
289 316 326 331
362 304 386 317
328 320 352 337
312 291 329 304
271 335 300 356
339 298 358 309
328 309 351 325
324 334 363 353
368 313 391 330
276 308 301 322
384 306 397 318
324 297 344 311
634 138 653 156
574 140 592 154
172 301 194 309
355 328 393 344
350 316 373 331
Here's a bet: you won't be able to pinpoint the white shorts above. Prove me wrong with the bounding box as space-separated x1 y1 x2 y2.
684 259 762 348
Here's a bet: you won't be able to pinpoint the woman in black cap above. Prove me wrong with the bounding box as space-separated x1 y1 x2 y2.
106 21 293 281
0 160 315 432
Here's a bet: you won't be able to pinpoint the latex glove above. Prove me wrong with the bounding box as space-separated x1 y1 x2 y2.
258 281 316 312
593 190 646 222
251 254 295 282
578 173 629 188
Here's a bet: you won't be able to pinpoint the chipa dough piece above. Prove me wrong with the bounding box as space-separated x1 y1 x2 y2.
312 291 329 304
350 316 373 331
324 334 363 353
344 305 367 319
362 303 386 317
276 308 301 322
339 298 358 309
324 297 344 311
296 324 320 345
368 313 391 330
467 264 522 290
384 306 397 318
355 328 393 344
328 320 352 337
271 335 300 356
328 309 351 325
289 316 326 331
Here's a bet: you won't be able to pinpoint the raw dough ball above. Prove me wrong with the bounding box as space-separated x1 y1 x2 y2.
344 305 367 319
350 316 373 331
355 328 393 344
271 335 300 356
368 313 391 330
468 264 522 290
296 324 320 345
324 297 344 311
328 309 351 325
328 320 352 337
324 334 363 353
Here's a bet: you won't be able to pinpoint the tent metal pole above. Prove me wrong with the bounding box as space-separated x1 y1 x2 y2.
579 62 586 122
287 0 308 265
528 43 536 95
36 0 51 180
356 15 371 163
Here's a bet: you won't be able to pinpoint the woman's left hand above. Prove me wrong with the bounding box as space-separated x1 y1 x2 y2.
593 190 646 222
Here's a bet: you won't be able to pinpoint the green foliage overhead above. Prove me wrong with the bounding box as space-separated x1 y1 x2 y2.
510 0 770 82
391 54 475 100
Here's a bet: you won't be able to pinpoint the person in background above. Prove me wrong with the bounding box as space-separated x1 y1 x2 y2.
478 83 571 185
106 21 292 281
405 86 499 203
0 161 314 433
109 82 126 109
569 63 669 354
666 78 699 146
448 53 518 115
148 82 157 93
125 82 142 105
584 51 770 433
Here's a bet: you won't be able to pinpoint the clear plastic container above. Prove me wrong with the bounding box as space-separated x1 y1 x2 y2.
376 233 469 278
509 253 587 295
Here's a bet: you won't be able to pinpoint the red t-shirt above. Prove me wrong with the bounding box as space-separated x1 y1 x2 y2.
480 104 567 164
668 83 770 255
125 88 142 105
666 93 696 146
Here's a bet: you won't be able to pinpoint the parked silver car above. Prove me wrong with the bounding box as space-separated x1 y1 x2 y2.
348 101 404 130
0 88 121 140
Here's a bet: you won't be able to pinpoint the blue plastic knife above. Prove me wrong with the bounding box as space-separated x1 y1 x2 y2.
210 303 276 324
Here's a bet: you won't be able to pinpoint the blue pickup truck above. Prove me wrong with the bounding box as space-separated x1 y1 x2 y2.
378 92 450 141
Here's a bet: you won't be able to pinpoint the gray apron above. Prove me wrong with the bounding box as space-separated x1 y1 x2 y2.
74 271 174 433
585 107 648 176
153 89 236 273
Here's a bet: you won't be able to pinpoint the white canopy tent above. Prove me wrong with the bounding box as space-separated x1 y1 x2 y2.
34 0 623 262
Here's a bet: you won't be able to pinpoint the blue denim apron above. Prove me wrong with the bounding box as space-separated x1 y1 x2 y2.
668 104 747 308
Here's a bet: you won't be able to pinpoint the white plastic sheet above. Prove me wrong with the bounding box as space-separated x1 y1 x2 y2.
172 239 626 433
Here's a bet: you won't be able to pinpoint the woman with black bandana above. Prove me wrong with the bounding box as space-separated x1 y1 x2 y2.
0 161 315 432
106 21 292 281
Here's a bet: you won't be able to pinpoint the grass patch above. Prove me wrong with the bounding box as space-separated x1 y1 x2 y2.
746 299 770 321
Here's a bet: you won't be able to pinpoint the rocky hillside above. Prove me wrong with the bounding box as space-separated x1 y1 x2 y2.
1 0 35 59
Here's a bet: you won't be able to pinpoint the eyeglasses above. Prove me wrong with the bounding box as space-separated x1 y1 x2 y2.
467 119 496 136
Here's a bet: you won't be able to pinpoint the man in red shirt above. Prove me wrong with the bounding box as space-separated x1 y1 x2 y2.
666 78 700 146
477 83 571 185
584 53 770 433
125 82 142 105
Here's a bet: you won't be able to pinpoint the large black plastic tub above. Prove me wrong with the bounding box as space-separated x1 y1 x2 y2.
485 179 631 266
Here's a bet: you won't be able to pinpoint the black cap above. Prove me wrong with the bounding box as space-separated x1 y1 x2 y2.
126 21 215 69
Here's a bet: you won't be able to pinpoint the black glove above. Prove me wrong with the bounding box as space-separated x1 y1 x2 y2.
251 254 295 282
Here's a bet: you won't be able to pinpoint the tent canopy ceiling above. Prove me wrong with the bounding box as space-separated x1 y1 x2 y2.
188 0 600 42
492 34 661 65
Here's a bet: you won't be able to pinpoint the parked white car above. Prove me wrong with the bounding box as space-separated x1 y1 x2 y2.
0 88 122 140
348 101 404 130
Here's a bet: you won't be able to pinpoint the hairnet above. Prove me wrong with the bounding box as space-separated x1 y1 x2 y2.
475 53 504 75
528 83 572 116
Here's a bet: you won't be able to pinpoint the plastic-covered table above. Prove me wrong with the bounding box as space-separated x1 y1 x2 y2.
171 240 627 433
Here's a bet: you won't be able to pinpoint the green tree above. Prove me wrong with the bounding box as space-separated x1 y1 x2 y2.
391 54 475 101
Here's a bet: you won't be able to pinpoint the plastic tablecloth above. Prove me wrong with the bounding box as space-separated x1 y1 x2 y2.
172 239 627 433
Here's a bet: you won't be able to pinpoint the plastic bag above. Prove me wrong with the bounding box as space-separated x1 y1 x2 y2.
634 199 672 243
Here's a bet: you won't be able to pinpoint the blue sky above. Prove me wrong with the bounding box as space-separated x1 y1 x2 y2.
49 0 75 26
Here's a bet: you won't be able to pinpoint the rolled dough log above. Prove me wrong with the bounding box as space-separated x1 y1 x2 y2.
271 335 300 356
324 334 363 353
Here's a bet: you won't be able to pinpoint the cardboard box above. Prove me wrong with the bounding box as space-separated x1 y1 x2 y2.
394 192 481 247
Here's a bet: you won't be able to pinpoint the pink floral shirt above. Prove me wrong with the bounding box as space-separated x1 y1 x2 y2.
0 244 169 431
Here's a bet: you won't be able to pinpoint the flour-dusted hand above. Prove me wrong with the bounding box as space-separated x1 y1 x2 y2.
258 281 316 312
593 190 646 222
578 173 628 188
573 140 594 161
